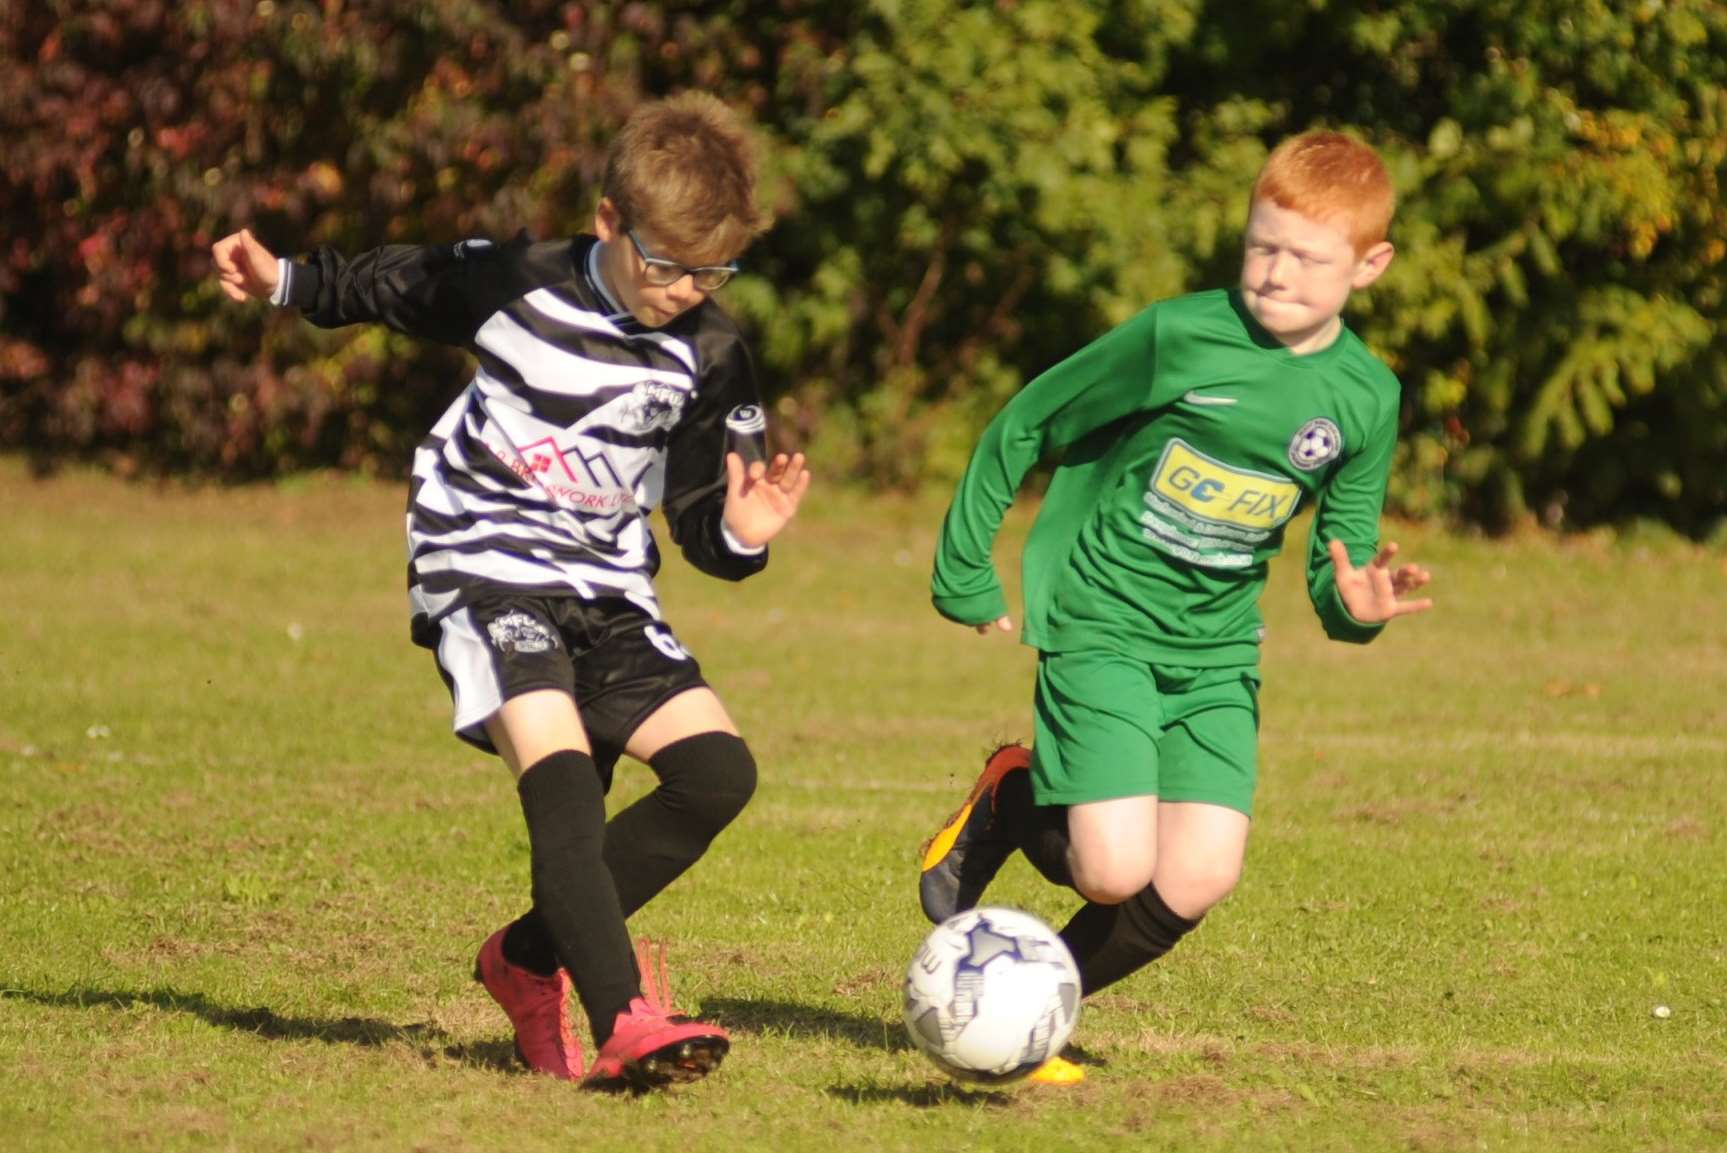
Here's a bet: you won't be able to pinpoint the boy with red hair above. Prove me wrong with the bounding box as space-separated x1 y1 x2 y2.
919 131 1434 1083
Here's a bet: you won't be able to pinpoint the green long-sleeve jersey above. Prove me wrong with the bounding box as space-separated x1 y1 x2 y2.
932 288 1402 667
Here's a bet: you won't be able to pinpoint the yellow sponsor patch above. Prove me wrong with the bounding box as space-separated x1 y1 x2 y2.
1149 439 1301 530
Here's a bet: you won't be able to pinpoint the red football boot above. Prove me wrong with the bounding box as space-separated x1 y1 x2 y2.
473 925 584 1080
584 939 729 1091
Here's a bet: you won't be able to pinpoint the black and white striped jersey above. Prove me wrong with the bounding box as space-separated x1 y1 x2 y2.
277 233 769 641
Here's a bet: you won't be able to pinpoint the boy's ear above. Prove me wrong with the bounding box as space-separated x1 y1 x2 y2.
1352 241 1394 288
593 197 622 243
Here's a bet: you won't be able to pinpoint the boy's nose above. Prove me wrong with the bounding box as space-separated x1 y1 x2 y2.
665 274 704 306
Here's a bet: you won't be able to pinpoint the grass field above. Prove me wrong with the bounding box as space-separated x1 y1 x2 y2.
2 458 1724 1152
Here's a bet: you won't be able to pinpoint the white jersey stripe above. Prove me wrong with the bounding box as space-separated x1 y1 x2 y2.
521 288 700 376
415 544 596 595
474 313 695 396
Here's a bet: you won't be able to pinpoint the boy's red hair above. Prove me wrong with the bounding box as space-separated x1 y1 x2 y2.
1252 132 1395 255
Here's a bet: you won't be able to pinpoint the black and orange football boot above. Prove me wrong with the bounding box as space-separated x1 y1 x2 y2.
918 743 1030 924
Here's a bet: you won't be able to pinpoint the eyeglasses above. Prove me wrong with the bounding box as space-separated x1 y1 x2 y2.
627 231 739 291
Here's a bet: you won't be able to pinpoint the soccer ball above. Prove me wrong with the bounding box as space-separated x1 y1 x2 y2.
903 906 1082 1084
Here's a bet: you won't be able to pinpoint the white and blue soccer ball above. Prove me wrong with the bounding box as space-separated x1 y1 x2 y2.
903 906 1082 1084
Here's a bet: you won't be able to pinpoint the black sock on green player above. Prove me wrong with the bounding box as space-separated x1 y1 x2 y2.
992 769 1076 888
1059 883 1201 995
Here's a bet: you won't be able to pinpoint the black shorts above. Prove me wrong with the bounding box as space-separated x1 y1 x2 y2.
426 593 708 783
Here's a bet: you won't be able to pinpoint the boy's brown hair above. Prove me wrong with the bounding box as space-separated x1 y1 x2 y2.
1252 131 1395 255
603 92 771 265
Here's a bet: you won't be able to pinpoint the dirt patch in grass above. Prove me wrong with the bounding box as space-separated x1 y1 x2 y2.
1664 817 1710 839
1153 1071 1242 1104
831 966 896 998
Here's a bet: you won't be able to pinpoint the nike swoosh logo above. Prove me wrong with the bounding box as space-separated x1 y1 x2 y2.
1184 391 1239 406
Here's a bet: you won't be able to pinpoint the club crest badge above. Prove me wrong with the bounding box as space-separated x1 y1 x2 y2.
1288 418 1343 471
622 380 687 434
487 611 555 654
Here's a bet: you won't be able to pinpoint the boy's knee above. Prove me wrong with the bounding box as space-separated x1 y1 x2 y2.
1155 860 1242 918
1074 877 1145 906
1070 848 1158 906
701 734 757 825
651 731 757 833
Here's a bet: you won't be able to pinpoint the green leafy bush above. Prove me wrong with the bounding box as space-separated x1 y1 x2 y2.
3 0 1722 533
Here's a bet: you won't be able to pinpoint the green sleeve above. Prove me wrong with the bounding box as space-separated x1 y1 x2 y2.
931 306 1167 625
1305 403 1398 643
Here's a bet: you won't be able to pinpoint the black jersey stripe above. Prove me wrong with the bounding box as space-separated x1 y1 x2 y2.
482 305 698 384
517 287 702 378
412 533 643 572
412 549 656 601
501 298 679 373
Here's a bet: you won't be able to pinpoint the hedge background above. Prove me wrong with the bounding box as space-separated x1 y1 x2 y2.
3 0 1724 534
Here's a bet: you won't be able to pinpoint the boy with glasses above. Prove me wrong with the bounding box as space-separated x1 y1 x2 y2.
625 230 740 293
918 131 1433 1084
212 92 809 1090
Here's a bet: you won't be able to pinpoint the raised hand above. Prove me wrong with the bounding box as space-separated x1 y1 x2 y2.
722 451 811 548
1327 539 1433 624
211 229 280 302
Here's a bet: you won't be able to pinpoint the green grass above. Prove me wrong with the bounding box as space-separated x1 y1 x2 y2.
1 458 1723 1152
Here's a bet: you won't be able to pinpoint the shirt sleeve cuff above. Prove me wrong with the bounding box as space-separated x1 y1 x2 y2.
268 258 293 307
720 521 766 556
930 587 1010 627
1322 586 1387 643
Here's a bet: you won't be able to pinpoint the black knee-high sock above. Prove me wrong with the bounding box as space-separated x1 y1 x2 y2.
501 737 757 1008
512 750 639 1043
1059 883 1201 996
993 768 1075 888
603 732 757 917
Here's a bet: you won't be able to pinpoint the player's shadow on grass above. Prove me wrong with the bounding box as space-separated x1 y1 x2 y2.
826 1082 1016 1108
703 996 911 1053
3 986 519 1073
826 1043 1106 1107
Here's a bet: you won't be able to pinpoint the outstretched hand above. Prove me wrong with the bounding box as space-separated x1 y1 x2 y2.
722 451 811 548
1327 539 1433 624
211 229 280 302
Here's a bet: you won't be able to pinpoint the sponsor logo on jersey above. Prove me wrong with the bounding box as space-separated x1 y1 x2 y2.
725 404 766 434
1140 439 1301 569
487 611 555 654
724 404 767 465
1148 439 1301 530
1288 417 1343 470
491 435 640 513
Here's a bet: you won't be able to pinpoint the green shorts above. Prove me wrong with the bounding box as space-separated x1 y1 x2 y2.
1031 650 1261 815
